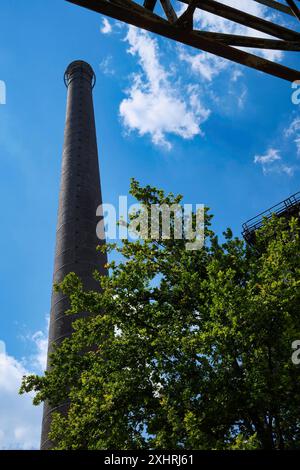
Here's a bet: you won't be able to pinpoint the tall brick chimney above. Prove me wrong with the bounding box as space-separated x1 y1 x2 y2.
41 61 107 449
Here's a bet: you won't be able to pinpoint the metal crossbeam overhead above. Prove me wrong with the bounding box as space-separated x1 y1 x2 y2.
252 0 295 17
66 0 300 81
178 0 299 40
285 0 300 21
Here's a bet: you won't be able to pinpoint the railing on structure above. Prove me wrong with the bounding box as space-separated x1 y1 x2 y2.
242 191 300 244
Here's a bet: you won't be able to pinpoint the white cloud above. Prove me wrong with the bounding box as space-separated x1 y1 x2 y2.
178 48 227 82
99 56 115 76
254 148 281 165
285 117 300 156
237 87 247 109
280 164 295 177
113 2 287 148
231 69 243 82
254 148 295 176
120 26 210 149
101 3 287 151
100 18 112 34
254 114 300 177
0 320 48 450
0 351 42 449
29 319 49 372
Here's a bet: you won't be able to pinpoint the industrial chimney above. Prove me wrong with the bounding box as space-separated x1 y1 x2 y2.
41 61 107 449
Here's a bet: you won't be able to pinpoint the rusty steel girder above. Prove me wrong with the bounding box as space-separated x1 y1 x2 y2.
66 0 300 82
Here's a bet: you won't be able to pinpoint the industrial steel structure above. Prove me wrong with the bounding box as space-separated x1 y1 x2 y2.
67 0 300 81
41 61 107 449
242 190 300 244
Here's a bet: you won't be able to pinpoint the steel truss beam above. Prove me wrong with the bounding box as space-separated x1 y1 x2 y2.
66 0 300 81
253 0 295 16
285 0 300 21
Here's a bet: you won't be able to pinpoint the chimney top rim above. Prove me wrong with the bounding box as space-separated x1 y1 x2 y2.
64 60 96 88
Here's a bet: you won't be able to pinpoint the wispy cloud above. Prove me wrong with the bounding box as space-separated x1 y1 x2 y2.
285 117 300 156
25 317 49 373
99 55 115 76
253 112 300 177
178 48 227 82
100 18 112 35
254 148 281 166
254 148 295 176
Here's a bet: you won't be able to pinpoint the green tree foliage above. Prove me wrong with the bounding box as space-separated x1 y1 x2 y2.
21 180 300 450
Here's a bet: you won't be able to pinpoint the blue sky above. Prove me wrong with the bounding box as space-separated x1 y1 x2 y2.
0 0 299 449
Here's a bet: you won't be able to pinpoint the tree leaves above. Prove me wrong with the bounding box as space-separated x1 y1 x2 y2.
20 181 300 450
